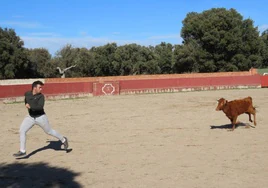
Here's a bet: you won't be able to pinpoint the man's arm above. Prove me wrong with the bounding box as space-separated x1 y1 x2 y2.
24 92 30 109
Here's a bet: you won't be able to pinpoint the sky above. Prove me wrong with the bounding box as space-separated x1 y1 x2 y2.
1 0 268 56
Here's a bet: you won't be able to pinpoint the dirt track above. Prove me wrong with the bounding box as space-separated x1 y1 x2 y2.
1 88 268 187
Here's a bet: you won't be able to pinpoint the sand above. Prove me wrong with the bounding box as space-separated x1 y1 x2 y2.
1 88 268 188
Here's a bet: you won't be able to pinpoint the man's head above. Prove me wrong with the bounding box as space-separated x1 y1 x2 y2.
32 80 44 94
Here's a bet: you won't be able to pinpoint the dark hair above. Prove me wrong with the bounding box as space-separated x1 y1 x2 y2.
32 80 44 89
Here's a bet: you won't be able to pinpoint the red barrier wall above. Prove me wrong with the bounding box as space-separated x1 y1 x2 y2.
0 85 30 98
44 68 258 83
119 75 261 94
0 82 93 100
43 82 93 95
261 76 268 87
0 69 264 102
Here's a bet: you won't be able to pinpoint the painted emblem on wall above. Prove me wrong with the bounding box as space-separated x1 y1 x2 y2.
101 83 115 95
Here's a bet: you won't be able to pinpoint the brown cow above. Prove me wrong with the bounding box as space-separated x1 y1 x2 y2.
215 96 256 131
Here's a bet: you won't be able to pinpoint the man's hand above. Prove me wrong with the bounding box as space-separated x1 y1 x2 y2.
25 103 31 109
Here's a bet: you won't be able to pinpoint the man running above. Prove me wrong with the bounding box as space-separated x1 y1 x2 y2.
13 80 69 157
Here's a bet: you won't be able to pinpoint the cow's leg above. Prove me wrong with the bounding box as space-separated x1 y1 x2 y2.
253 112 257 126
231 116 238 131
253 108 257 126
246 112 253 122
248 108 257 126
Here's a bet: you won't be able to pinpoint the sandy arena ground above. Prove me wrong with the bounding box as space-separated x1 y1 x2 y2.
1 88 268 188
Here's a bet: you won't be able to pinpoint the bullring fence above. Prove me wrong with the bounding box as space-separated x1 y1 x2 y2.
1 68 268 103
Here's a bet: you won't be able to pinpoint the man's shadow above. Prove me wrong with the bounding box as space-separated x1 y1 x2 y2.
210 122 255 130
17 140 72 159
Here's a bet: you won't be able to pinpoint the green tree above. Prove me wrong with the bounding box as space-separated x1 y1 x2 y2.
179 8 263 72
154 42 174 74
53 44 79 78
112 44 159 75
260 29 268 67
26 48 52 78
0 27 29 79
90 43 117 76
112 45 133 75
53 45 97 77
72 48 97 77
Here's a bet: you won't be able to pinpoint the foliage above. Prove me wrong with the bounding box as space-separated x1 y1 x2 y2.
260 29 268 67
1 7 268 79
0 28 29 79
179 8 263 72
26 48 53 78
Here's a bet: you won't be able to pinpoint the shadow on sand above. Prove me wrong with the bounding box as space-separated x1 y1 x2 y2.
0 162 81 187
210 122 254 130
16 140 72 160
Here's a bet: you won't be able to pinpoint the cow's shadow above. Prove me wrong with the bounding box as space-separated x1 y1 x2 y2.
16 140 72 160
210 122 254 130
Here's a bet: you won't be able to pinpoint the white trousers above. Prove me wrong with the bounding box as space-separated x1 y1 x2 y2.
19 114 64 152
